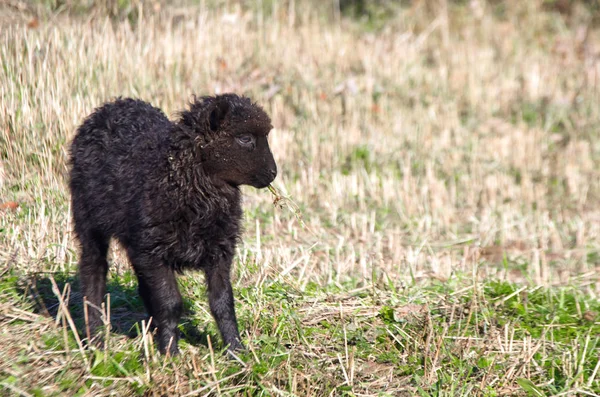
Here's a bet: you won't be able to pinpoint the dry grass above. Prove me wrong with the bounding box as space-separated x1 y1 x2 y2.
0 0 599 395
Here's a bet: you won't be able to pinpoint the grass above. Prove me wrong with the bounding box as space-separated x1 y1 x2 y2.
1 269 599 395
1 0 599 395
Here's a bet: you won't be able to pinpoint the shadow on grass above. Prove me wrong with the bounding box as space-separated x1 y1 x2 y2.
15 271 217 349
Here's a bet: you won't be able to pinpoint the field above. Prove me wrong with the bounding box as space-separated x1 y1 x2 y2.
1 0 599 395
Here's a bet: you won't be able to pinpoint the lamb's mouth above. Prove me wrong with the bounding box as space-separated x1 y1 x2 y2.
248 167 277 189
252 179 274 189
251 174 276 189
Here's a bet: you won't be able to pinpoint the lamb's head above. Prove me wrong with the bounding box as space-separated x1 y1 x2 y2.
180 94 277 189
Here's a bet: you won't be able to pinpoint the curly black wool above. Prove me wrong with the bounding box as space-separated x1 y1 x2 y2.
69 94 277 355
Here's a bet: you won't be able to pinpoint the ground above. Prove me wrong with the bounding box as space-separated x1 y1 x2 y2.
0 1 599 396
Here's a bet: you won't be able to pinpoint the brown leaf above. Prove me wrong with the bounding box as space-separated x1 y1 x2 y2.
394 304 427 321
0 201 19 211
217 57 227 71
583 311 596 322
27 18 39 29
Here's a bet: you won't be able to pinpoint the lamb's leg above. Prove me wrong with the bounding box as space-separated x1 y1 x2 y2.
77 228 110 343
137 278 155 320
204 263 243 352
127 248 156 320
131 255 182 356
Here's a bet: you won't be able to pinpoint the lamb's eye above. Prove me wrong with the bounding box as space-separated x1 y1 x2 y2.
237 135 254 145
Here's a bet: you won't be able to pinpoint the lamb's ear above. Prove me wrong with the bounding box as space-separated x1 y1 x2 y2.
209 99 230 132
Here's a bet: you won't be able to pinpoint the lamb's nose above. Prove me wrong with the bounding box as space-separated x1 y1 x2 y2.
269 168 277 179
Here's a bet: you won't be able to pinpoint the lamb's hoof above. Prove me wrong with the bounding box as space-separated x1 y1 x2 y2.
159 340 180 357
84 332 105 350
225 342 245 361
161 346 180 358
166 348 180 357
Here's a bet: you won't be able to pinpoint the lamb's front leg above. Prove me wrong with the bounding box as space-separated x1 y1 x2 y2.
204 259 243 352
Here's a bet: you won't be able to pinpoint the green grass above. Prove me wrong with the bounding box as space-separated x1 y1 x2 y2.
1 268 599 395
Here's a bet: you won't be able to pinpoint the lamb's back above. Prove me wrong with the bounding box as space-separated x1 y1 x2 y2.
69 99 173 238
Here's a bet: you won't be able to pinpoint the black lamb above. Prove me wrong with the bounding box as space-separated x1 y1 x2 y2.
69 94 277 356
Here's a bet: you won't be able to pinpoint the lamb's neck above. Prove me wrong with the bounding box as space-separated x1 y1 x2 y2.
167 136 239 215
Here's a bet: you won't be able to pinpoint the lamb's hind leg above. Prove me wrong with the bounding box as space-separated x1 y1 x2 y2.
77 228 110 343
130 252 182 356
